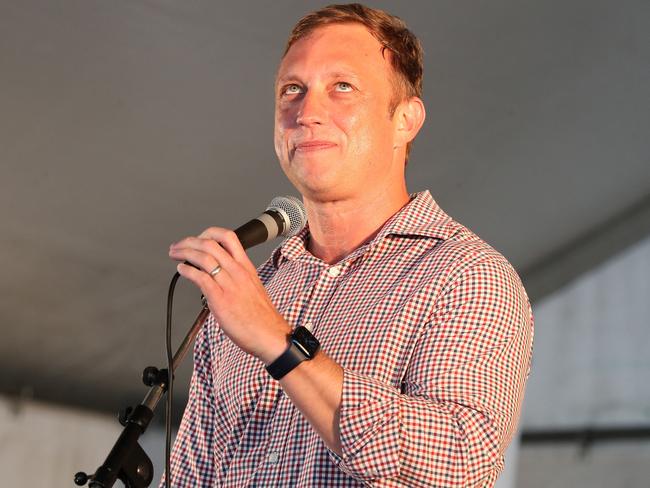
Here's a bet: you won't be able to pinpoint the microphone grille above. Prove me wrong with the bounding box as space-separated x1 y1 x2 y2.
267 196 307 237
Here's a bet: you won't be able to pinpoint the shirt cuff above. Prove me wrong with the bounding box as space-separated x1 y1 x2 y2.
327 368 402 482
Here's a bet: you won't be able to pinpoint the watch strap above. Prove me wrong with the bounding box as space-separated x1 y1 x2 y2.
265 342 308 380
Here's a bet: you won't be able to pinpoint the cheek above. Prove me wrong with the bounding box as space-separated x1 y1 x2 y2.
274 109 296 152
340 110 389 156
273 120 288 158
273 127 282 158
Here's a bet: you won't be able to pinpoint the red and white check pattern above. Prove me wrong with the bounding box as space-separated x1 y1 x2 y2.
165 191 534 487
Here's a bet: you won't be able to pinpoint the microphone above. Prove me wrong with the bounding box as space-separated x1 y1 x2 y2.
234 196 307 249
158 197 306 488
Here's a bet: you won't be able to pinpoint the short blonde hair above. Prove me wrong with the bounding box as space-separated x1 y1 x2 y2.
283 4 424 160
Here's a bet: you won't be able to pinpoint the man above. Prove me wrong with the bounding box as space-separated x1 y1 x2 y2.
167 4 533 487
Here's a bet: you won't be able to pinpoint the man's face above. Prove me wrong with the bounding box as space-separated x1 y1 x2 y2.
274 23 404 201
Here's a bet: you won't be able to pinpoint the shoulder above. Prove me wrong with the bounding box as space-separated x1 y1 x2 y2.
404 211 529 312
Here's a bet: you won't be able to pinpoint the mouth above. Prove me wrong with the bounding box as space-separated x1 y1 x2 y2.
294 140 337 153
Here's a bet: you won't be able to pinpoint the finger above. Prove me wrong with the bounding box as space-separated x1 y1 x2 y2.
176 261 224 298
198 227 249 263
169 246 221 275
171 236 222 254
171 237 238 274
171 244 240 293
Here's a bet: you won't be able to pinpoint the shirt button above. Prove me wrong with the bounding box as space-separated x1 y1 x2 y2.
304 321 313 332
267 451 279 465
327 265 342 277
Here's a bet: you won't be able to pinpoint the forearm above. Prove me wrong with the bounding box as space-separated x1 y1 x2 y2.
277 350 344 455
266 339 522 487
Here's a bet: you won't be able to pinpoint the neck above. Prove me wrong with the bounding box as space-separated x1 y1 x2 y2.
304 184 410 264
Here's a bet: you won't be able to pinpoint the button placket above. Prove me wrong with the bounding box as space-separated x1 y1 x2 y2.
327 265 342 277
302 262 349 338
251 398 292 482
267 451 280 465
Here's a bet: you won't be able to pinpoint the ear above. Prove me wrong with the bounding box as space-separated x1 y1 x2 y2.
393 96 426 148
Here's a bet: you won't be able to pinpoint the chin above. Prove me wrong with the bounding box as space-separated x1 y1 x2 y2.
297 180 353 203
290 153 337 172
287 166 339 192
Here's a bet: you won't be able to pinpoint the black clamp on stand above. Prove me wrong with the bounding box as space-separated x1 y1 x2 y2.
74 305 211 487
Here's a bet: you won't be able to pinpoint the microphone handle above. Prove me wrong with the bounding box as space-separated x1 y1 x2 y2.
182 209 286 271
235 210 285 250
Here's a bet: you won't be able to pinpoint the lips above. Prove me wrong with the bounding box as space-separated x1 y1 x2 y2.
294 140 337 152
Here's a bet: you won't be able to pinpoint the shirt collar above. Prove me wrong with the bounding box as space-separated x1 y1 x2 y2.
272 190 457 268
373 190 456 242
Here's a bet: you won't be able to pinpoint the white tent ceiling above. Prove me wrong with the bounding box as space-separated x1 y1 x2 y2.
1 0 648 418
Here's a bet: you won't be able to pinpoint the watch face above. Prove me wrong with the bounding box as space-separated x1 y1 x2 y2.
293 326 320 358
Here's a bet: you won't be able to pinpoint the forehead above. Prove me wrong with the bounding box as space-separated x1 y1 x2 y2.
277 23 391 81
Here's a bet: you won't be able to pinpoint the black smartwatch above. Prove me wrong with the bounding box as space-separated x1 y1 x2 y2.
266 326 320 380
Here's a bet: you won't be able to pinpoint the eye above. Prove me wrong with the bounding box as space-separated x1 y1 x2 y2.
335 82 353 92
282 84 303 96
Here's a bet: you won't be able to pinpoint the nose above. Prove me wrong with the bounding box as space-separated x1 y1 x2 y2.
296 89 327 126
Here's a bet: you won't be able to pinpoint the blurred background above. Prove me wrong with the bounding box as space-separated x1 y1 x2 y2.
1 1 648 486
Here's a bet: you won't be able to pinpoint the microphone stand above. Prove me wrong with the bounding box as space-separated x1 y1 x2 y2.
72 197 306 487
74 301 211 488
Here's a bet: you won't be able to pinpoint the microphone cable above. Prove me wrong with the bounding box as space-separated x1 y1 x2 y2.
164 271 181 488
160 195 306 487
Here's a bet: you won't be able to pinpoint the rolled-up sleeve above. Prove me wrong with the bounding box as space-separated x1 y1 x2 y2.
328 256 534 487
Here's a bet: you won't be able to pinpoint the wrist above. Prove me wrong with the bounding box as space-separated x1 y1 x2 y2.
265 325 321 380
259 323 292 366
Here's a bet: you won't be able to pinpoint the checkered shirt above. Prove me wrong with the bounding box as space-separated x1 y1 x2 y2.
165 190 534 487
